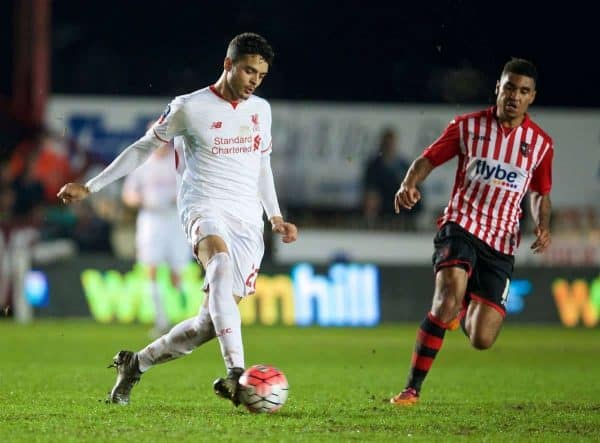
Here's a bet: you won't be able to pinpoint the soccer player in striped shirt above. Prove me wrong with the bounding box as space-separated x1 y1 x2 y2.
390 58 553 405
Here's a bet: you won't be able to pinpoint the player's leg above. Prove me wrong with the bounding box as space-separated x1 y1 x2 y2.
147 265 170 337
108 289 217 404
195 234 245 373
462 298 504 349
134 231 233 375
211 217 264 405
391 266 468 406
167 215 194 306
194 233 246 405
134 218 218 372
461 249 513 349
137 292 216 368
130 219 242 389
108 217 218 405
136 215 170 337
391 223 474 405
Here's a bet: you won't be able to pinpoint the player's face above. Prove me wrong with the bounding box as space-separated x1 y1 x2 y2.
225 54 269 101
495 73 536 122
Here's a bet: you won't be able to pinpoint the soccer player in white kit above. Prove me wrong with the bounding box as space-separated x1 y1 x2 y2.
57 33 298 406
122 140 191 337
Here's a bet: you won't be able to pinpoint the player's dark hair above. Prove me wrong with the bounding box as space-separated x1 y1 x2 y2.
227 32 274 66
501 58 537 84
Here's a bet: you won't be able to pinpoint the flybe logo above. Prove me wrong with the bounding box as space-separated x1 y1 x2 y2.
469 158 526 191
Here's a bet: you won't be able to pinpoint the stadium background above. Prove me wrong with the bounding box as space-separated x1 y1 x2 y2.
1 0 597 328
1 2 599 441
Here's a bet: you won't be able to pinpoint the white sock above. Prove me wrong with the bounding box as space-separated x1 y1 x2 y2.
151 281 169 330
206 252 244 370
137 304 215 372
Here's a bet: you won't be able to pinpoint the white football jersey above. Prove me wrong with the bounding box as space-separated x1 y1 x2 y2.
152 86 273 231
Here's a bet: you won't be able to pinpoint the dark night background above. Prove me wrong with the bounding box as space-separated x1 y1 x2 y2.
1 0 598 107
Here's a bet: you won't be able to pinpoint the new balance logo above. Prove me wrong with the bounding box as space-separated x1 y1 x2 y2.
210 121 222 129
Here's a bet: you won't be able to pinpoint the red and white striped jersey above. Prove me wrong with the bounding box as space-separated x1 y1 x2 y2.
423 106 553 256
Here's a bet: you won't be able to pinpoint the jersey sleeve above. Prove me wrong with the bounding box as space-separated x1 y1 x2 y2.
529 144 553 195
260 102 273 156
85 130 163 193
151 96 187 143
422 118 461 166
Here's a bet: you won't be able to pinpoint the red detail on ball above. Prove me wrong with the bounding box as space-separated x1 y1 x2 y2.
238 365 289 413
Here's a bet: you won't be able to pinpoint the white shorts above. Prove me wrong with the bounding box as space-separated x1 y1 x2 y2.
188 208 264 298
136 211 191 272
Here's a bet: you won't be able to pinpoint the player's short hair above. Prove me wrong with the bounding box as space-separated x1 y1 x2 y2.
227 32 274 66
501 58 538 85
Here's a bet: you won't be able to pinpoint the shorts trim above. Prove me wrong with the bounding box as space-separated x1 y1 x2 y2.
469 293 506 318
435 259 473 277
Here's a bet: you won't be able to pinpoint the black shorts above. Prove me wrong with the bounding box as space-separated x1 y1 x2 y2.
432 222 514 316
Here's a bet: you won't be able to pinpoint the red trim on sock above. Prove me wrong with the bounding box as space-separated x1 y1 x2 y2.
417 328 444 349
469 293 506 317
411 353 434 371
427 312 451 329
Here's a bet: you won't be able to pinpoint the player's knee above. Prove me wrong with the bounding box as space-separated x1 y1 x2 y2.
206 252 232 280
470 334 495 350
437 268 466 296
434 278 464 313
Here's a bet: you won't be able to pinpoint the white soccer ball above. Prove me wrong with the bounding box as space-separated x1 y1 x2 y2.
238 364 289 413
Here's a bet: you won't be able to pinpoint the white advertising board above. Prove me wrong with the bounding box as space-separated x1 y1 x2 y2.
47 96 600 210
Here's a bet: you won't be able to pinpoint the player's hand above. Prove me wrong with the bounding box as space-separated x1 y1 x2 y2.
57 183 90 204
531 225 551 254
271 216 298 244
394 182 421 213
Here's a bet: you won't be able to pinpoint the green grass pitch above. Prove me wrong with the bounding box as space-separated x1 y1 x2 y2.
0 320 599 442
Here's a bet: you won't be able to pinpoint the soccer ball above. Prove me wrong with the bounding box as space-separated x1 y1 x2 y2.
238 364 289 413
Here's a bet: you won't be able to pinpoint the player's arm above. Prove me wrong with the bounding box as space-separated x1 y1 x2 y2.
57 130 163 204
529 145 553 254
395 119 461 212
530 192 551 253
58 100 184 204
258 153 297 244
394 156 435 212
